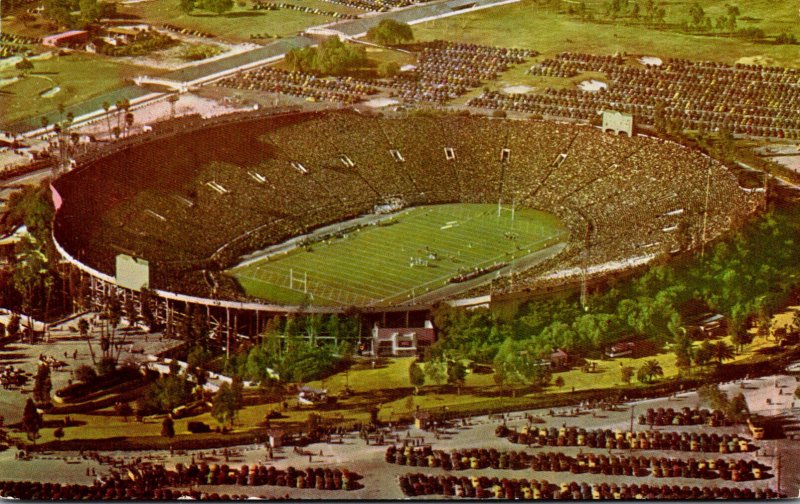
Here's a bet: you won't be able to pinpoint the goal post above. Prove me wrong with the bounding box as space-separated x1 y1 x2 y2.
497 198 516 226
289 268 308 293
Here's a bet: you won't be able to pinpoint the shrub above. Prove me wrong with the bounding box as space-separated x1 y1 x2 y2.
181 44 224 61
188 421 211 433
74 364 97 383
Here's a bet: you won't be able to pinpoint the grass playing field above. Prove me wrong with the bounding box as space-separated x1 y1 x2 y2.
228 203 567 307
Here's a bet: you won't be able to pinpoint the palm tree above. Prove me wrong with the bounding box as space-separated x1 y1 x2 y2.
641 359 664 383
79 318 97 365
168 94 179 118
712 341 735 365
124 111 135 138
102 101 113 139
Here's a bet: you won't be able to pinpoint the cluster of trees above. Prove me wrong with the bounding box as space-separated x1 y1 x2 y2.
211 377 243 427
492 339 552 395
226 313 357 385
685 3 740 33
566 0 665 25
0 182 59 333
179 0 234 15
285 37 367 76
408 356 467 394
42 0 114 29
366 20 414 46
427 207 800 383
139 361 194 415
99 31 176 57
697 384 749 423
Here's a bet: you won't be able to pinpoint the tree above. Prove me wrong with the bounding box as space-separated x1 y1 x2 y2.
712 341 735 364
140 288 157 332
13 235 48 332
75 364 97 383
161 416 175 438
7 314 20 338
637 359 663 383
695 340 713 368
726 392 749 423
378 61 401 78
698 384 728 410
54 426 65 440
620 366 634 384
447 359 467 395
688 2 704 27
124 296 138 328
79 0 101 25
78 318 97 365
408 360 425 395
672 330 693 372
179 0 195 13
21 398 42 443
730 323 753 353
102 101 113 140
367 19 414 46
33 364 52 405
114 402 133 422
15 58 33 72
199 0 233 14
554 376 565 389
424 358 448 387
285 37 366 76
629 1 639 20
211 382 239 427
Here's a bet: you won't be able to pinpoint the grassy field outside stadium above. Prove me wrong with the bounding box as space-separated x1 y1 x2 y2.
228 203 567 306
411 0 800 68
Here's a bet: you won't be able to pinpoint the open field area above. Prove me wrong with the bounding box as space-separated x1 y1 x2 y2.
0 53 147 128
229 204 567 306
119 0 358 42
412 0 800 69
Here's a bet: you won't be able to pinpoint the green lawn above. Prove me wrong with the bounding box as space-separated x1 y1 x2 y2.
0 53 145 128
412 0 800 68
228 204 567 306
120 0 357 42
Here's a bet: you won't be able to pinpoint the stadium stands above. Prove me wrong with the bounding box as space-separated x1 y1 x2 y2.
52 110 757 303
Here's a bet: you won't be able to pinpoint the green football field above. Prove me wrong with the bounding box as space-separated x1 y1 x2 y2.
228 204 568 307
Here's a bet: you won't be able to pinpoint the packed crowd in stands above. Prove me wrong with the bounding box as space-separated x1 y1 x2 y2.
386 41 536 104
398 473 782 499
497 425 755 454
53 110 756 301
252 0 359 19
216 67 380 105
470 53 800 139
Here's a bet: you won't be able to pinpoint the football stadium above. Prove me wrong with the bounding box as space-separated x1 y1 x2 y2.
51 109 758 313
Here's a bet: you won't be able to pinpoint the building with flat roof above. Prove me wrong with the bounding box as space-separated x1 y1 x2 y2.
42 30 89 48
371 321 435 357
